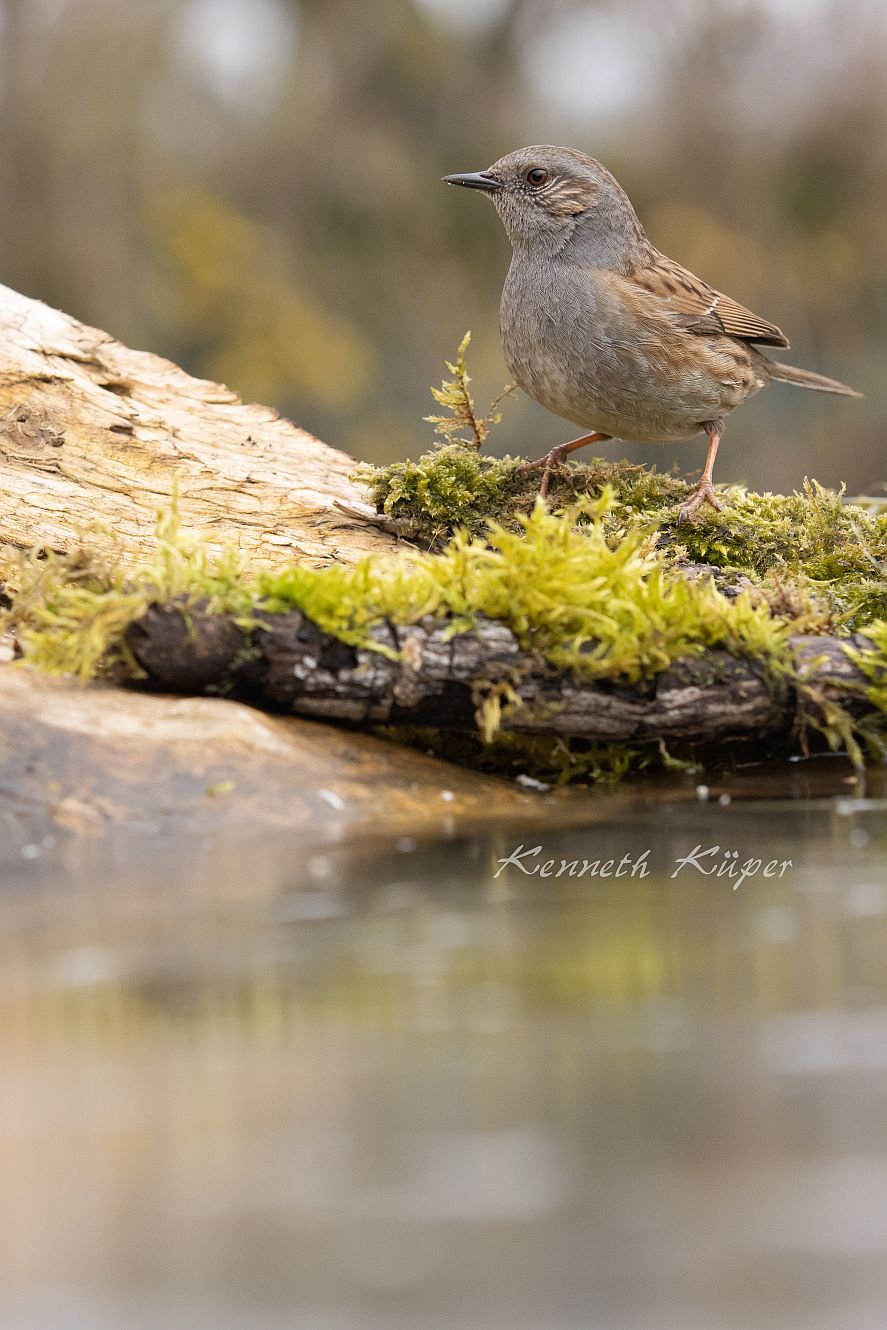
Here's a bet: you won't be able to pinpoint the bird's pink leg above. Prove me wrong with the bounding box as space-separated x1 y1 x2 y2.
519 431 611 498
678 428 723 523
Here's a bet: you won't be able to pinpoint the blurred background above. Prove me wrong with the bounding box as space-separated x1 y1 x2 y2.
0 0 884 489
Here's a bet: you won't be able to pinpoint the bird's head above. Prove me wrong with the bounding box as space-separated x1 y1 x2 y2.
443 145 649 267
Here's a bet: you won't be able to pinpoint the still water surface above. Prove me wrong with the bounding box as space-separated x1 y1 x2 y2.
2 761 886 1329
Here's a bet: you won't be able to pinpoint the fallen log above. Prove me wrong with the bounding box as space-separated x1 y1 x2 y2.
0 284 398 568
126 602 874 750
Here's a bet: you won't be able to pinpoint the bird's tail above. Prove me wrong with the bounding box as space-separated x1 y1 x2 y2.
768 360 862 397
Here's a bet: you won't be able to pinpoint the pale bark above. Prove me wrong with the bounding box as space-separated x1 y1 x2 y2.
0 284 398 568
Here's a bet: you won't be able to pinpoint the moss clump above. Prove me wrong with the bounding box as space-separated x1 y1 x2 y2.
360 449 886 630
357 446 687 546
355 446 527 545
665 481 887 629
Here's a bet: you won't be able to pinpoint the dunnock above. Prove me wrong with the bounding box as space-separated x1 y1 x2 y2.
444 146 860 520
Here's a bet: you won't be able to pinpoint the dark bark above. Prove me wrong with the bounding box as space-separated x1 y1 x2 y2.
125 602 875 748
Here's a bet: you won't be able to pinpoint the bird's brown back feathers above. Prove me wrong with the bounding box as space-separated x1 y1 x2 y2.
629 253 790 348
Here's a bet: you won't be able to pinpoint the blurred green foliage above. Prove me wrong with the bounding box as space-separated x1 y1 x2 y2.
0 0 883 491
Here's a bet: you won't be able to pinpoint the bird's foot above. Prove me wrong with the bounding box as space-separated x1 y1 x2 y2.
677 480 723 525
518 444 570 498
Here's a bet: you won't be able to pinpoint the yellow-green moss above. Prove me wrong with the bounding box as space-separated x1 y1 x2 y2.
257 493 799 686
4 504 255 679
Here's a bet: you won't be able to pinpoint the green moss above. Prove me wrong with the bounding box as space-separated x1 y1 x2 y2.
3 502 255 679
360 449 886 630
664 480 887 629
356 446 685 546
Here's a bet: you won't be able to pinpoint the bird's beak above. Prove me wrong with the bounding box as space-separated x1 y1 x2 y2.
442 170 502 193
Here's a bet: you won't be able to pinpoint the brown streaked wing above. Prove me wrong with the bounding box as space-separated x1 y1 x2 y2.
630 253 790 349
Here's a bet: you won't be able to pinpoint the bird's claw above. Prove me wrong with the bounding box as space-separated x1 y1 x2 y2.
677 482 723 524
518 446 569 498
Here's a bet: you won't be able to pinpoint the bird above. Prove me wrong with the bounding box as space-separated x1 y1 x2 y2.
443 146 860 521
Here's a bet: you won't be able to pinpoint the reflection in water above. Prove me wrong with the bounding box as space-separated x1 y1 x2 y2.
1 765 887 1329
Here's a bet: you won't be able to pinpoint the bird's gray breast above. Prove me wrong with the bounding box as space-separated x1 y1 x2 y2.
499 255 605 426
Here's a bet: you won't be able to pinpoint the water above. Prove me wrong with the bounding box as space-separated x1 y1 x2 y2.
2 760 886 1329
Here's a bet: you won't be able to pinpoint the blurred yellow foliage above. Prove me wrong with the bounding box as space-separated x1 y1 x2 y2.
148 189 375 408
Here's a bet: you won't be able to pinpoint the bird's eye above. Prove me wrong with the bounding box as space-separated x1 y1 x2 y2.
526 168 549 187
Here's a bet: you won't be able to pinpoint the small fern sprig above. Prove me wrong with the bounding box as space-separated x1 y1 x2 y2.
425 331 514 451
